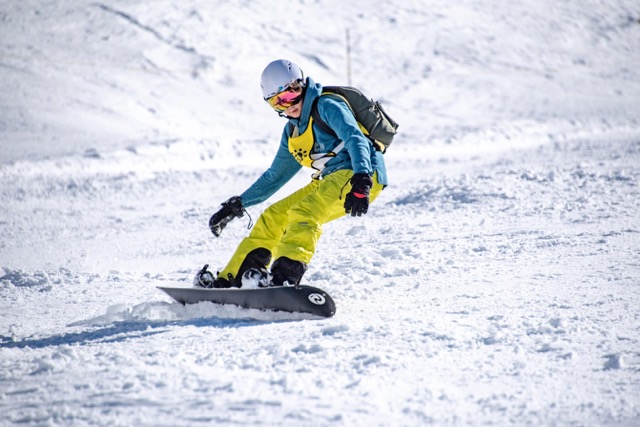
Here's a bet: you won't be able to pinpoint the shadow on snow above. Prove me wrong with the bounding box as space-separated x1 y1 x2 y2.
0 316 292 350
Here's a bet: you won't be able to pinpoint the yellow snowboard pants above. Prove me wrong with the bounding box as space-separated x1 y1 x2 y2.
218 170 384 280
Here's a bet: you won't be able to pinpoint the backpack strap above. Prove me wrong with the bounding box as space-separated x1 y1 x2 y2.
310 96 338 138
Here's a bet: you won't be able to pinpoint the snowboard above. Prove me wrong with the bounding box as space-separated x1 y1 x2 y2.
158 285 336 318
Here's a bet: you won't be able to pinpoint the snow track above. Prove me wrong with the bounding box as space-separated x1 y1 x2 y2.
2 130 639 426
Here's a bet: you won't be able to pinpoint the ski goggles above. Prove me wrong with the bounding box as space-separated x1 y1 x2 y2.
265 82 303 112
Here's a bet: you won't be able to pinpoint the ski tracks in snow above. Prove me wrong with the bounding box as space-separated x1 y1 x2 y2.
2 0 640 421
2 126 640 426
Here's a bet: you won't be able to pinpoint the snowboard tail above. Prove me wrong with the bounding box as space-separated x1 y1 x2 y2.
158 285 335 318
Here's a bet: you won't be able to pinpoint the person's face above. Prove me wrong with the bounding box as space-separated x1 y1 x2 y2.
283 97 302 118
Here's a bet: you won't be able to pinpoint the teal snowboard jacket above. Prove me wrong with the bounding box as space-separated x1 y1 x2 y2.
240 77 387 208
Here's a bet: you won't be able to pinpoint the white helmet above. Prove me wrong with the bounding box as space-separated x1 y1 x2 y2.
260 59 305 99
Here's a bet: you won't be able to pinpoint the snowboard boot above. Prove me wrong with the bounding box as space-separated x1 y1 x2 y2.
235 248 272 287
193 264 238 289
241 267 273 288
270 257 307 287
194 249 271 289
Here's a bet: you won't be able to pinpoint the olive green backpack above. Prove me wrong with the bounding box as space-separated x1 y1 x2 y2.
311 86 399 153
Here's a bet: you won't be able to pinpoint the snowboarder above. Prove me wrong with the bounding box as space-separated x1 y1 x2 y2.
194 59 388 288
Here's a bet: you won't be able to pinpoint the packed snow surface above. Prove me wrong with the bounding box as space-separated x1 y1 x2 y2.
1 0 640 426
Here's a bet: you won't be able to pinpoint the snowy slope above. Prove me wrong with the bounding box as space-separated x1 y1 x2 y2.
2 0 640 426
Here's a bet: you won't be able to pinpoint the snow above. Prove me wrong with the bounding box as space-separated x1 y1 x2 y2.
1 0 640 425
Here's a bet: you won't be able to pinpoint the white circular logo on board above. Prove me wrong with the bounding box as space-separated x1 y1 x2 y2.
308 293 326 305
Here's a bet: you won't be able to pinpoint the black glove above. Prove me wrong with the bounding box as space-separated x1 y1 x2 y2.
209 196 245 237
344 173 373 217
